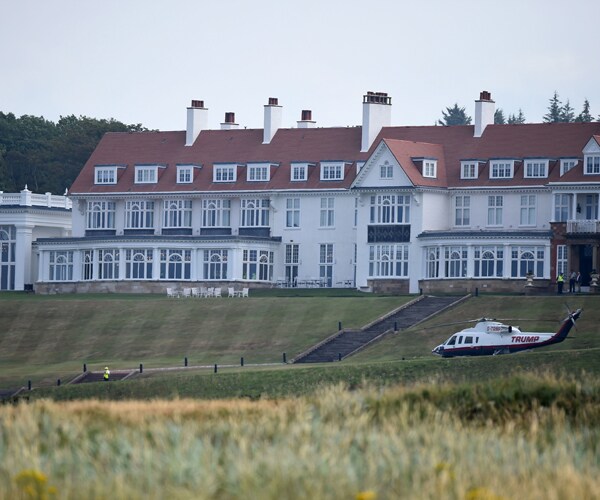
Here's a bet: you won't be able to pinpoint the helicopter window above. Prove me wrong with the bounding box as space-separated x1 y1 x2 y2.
475 337 479 343
464 336 473 344
458 336 463 344
447 336 457 346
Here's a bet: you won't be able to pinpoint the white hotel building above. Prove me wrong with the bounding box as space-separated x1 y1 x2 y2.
33 91 600 294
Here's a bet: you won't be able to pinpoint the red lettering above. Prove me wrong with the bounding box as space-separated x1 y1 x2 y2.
512 335 540 343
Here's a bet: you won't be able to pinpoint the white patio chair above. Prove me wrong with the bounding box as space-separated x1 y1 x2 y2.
166 287 178 298
213 287 222 298
199 287 208 298
191 287 200 297
228 287 235 298
206 287 215 297
182 288 192 298
241 287 249 297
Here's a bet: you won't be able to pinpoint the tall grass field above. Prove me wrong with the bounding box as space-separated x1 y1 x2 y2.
1 375 599 499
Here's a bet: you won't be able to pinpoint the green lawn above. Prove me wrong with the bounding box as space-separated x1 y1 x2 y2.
2 292 600 398
0 291 410 388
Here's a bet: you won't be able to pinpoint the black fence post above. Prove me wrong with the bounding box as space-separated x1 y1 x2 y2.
214 364 218 373
241 357 244 367
338 321 342 331
139 363 143 373
283 352 287 363
338 353 342 361
394 321 398 332
57 379 61 386
28 380 31 391
475 287 479 297
83 363 87 373
184 357 188 367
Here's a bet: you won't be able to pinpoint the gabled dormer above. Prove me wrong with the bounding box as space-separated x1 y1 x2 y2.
583 136 600 175
351 140 413 189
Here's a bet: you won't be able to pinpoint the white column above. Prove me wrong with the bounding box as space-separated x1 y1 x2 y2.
152 247 160 279
503 243 511 278
466 244 474 278
14 224 33 290
438 244 446 278
544 242 552 279
72 249 82 282
118 247 126 280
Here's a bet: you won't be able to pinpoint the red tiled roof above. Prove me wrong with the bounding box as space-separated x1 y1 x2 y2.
383 139 447 187
69 122 600 195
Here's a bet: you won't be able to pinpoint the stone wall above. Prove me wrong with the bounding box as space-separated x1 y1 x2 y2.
418 278 553 295
34 281 267 295
367 279 409 294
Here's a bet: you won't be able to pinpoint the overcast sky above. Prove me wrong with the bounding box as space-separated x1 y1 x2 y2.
2 0 599 131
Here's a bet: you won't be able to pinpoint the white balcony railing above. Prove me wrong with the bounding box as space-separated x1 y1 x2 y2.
0 189 72 210
567 219 600 234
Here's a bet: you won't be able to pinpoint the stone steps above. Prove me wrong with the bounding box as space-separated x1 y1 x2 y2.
294 296 465 363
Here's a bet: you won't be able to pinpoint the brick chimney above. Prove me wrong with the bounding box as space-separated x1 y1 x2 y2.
186 100 208 146
221 112 239 130
263 97 282 144
297 109 316 128
474 91 495 138
361 91 392 152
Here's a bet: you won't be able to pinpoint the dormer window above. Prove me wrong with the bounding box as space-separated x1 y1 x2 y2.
247 163 271 182
320 162 344 181
423 160 437 178
291 163 308 181
213 164 237 182
560 158 577 176
95 165 118 184
135 165 158 184
461 161 478 179
585 155 600 174
524 159 548 178
490 160 514 179
380 160 393 179
177 165 194 184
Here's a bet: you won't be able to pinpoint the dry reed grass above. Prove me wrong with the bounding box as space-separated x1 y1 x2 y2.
1 376 598 499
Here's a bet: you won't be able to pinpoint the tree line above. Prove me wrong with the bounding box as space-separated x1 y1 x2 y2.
0 113 147 195
438 91 598 126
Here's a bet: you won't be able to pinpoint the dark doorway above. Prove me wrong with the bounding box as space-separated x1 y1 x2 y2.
579 245 594 285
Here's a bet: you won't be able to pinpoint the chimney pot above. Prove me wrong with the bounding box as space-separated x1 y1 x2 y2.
268 97 278 106
225 112 235 123
479 91 492 101
191 100 204 108
301 110 312 121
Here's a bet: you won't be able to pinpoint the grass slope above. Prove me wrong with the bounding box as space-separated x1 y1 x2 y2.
0 292 408 388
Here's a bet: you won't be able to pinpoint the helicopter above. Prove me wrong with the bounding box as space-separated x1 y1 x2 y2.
431 308 582 357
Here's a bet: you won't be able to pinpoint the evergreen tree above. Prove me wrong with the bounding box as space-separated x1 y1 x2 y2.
0 112 148 193
543 91 563 123
494 109 506 124
438 103 472 126
560 100 575 123
508 109 526 124
575 99 593 122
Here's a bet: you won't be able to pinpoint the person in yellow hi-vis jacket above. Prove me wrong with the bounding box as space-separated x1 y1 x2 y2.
103 366 110 381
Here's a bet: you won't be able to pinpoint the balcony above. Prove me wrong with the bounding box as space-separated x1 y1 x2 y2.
567 219 600 234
